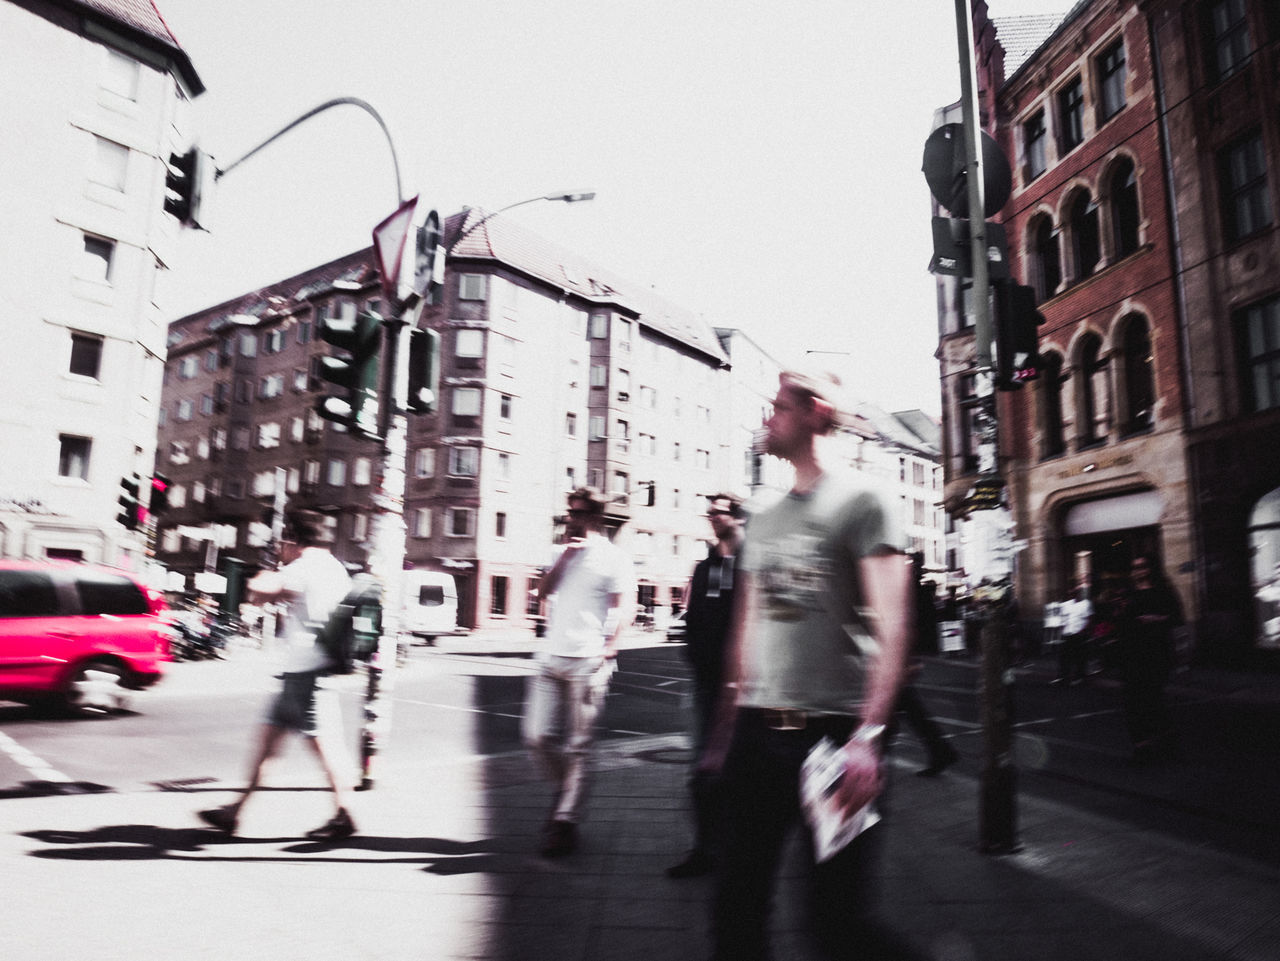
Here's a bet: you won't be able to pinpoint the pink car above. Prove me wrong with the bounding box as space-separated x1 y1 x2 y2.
0 560 171 713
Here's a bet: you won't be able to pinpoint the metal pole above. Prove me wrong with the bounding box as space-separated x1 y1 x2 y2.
954 0 1018 854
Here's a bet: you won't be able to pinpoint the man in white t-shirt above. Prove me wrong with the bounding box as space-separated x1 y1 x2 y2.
523 487 634 858
198 509 356 841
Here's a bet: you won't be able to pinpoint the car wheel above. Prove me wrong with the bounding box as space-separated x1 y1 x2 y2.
63 660 131 716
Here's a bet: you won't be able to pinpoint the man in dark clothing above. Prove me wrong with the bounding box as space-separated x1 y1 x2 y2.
896 554 959 777
666 492 745 879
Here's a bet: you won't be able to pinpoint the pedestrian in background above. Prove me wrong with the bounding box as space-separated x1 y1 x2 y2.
666 492 745 880
701 370 919 961
198 509 357 840
1115 556 1184 763
896 552 959 778
524 487 634 858
1052 583 1094 687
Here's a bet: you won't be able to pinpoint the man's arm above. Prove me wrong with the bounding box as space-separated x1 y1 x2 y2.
835 551 915 812
602 591 631 660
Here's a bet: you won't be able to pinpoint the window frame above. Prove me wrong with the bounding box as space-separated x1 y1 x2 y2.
1096 38 1127 123
1057 76 1085 154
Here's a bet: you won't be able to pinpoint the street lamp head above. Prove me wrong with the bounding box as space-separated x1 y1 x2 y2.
545 191 596 203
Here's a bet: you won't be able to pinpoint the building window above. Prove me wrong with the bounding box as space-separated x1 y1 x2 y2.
499 394 512 419
293 367 309 392
495 511 508 538
231 427 250 450
696 448 711 470
957 374 979 474
256 422 280 449
565 412 577 437
412 508 432 538
304 459 321 485
352 457 372 486
452 387 482 417
497 451 511 479
212 428 227 451
169 441 190 465
352 513 369 543
1023 109 1047 181
414 448 435 478
327 459 346 486
449 447 479 477
199 394 213 416
1238 294 1280 412
197 436 210 459
1204 0 1251 83
613 471 629 505
205 348 219 372
81 235 114 283
1068 191 1100 281
1058 76 1085 154
69 332 103 379
261 329 285 354
490 575 509 615
91 136 129 192
1121 316 1156 435
297 319 311 345
102 49 139 100
176 399 193 422
447 507 475 537
1220 130 1273 243
1110 159 1141 259
456 328 484 358
590 313 609 338
1096 39 1127 122
1078 333 1110 447
639 385 657 408
589 415 606 441
459 274 487 301
589 364 608 388
1031 215 1061 301
259 373 284 399
290 416 304 442
58 435 91 480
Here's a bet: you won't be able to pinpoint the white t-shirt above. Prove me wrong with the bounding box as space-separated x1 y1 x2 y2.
1062 597 1093 636
259 547 352 673
543 534 634 659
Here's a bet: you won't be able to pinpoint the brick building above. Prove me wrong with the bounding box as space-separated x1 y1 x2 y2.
938 0 1280 663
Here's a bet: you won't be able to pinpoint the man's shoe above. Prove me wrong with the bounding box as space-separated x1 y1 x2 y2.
540 819 577 858
198 806 238 836
305 807 356 842
917 743 959 778
665 850 712 879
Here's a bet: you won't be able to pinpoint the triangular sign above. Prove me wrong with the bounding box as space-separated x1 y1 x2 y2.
371 195 419 305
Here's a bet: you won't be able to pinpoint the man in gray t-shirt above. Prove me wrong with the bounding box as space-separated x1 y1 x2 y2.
701 371 916 961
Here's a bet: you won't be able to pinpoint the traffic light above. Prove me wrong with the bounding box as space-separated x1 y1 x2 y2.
316 309 382 437
994 282 1045 390
149 474 170 516
162 147 210 227
406 327 440 414
117 474 144 531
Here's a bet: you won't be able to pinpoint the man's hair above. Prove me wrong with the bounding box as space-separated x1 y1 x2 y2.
282 508 327 547
778 369 848 433
707 492 746 519
567 486 607 515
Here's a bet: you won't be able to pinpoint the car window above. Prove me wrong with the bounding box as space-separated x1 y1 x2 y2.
418 585 445 607
75 572 150 616
0 571 62 618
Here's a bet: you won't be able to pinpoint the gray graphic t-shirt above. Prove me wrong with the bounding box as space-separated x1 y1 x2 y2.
739 473 904 715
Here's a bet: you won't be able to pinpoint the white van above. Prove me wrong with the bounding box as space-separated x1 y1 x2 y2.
401 570 460 643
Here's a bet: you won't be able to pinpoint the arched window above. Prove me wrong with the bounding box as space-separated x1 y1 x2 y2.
1031 215 1061 302
1078 333 1110 447
1039 351 1066 458
1068 190 1101 281
1120 315 1155 435
1111 159 1140 259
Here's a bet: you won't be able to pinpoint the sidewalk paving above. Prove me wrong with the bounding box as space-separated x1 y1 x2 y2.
2 641 1278 961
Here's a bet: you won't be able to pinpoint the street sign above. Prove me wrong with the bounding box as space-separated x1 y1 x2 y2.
922 123 1012 218
965 475 1006 513
399 205 444 303
929 217 1009 279
371 195 419 305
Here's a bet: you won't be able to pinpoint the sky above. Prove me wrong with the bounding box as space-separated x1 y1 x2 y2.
157 0 1073 417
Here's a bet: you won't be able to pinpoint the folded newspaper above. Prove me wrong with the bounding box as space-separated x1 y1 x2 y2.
800 736 881 862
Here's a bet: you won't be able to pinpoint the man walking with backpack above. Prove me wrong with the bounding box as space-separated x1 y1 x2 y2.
198 509 358 841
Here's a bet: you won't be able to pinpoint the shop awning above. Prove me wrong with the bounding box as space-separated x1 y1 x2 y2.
1064 490 1163 536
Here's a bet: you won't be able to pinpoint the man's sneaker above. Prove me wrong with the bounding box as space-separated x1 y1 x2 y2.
198 806 238 836
305 807 356 842
540 819 577 858
665 849 712 879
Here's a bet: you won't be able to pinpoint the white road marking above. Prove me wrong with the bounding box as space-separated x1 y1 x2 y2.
0 731 73 783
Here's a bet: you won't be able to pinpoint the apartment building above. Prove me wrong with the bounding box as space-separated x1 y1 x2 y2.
0 0 201 566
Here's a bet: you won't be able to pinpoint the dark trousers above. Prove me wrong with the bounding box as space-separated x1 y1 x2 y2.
895 685 951 765
687 681 722 857
1057 632 1089 682
710 710 917 961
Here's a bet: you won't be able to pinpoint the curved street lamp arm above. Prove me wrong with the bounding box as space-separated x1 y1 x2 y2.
447 192 595 253
214 97 403 205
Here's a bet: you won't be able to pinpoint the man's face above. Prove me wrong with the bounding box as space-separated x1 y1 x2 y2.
564 498 595 539
764 386 816 459
706 498 740 540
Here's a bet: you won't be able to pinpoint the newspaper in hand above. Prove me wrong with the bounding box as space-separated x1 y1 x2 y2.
800 736 881 862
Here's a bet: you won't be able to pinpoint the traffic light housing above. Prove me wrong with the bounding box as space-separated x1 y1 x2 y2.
994 282 1044 390
117 474 144 531
149 474 170 516
163 147 210 227
316 309 382 437
406 327 440 414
